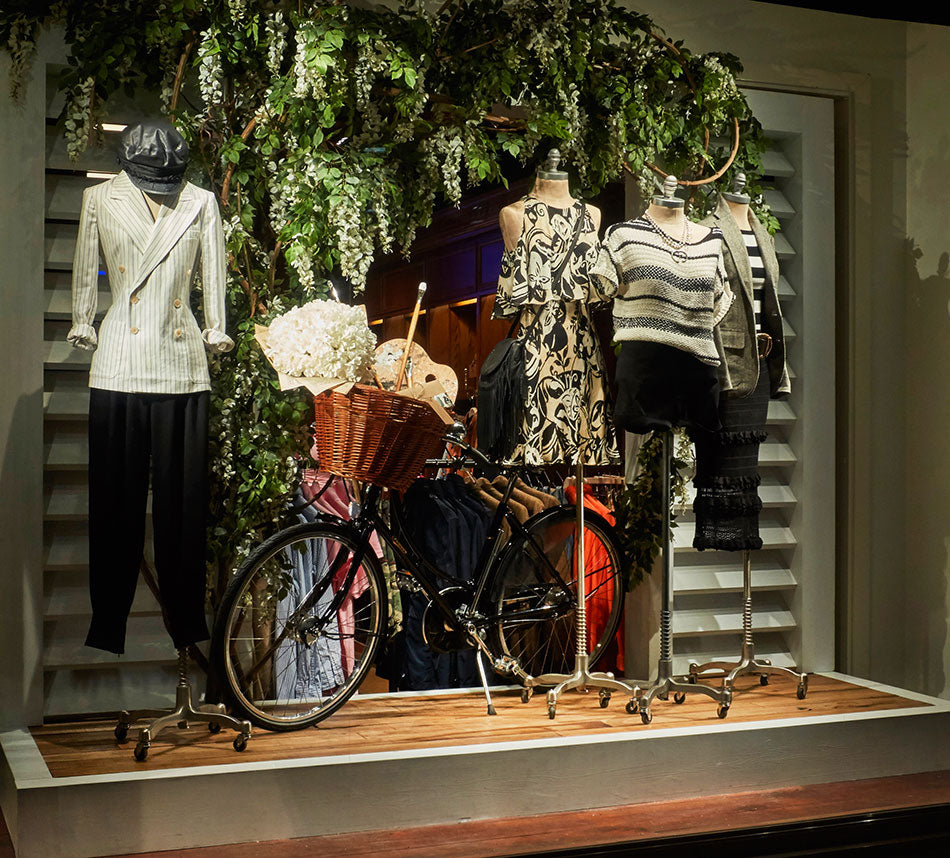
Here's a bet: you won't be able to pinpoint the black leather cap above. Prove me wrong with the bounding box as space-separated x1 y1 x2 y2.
117 120 189 194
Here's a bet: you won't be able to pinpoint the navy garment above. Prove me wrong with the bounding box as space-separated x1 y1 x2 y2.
400 478 492 690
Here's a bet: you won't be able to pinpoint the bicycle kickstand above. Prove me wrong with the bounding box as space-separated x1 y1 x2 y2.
475 650 497 716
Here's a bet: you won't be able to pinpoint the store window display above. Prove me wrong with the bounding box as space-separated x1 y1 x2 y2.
68 120 233 655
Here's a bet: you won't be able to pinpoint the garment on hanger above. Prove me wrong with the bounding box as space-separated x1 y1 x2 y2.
593 216 733 434
302 475 373 671
564 484 625 675
398 477 493 690
689 198 791 551
276 492 345 701
494 198 618 466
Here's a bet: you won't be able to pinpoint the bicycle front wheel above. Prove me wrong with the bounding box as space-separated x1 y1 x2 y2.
488 507 624 678
212 521 386 731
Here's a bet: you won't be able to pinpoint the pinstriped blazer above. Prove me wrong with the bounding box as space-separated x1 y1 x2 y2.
68 171 234 394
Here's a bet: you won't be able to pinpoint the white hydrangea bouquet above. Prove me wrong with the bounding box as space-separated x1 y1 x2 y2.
255 299 377 396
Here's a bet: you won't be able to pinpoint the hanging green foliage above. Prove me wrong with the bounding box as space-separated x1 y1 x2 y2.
2 0 770 598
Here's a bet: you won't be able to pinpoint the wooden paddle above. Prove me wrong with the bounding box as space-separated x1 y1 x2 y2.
395 281 427 391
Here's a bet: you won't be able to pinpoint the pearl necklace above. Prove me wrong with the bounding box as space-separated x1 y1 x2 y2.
644 212 691 262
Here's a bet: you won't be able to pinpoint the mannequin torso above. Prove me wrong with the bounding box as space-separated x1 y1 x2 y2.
725 198 752 230
142 190 172 221
500 176 601 249
643 201 712 241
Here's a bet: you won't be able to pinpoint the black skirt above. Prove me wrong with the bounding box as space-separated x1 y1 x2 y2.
691 358 770 551
614 340 721 435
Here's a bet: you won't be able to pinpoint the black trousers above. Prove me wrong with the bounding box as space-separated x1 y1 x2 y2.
86 388 211 654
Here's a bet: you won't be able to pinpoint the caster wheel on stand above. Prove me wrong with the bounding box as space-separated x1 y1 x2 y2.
717 703 730 719
797 677 808 700
233 735 248 752
759 674 770 686
599 691 611 709
208 721 222 734
114 724 129 743
547 704 556 720
673 692 686 704
625 699 639 715
521 687 533 704
133 744 149 762
640 708 653 725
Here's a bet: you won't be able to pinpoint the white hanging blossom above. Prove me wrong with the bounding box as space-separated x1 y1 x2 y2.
702 56 740 110
421 127 464 205
332 179 375 288
264 11 288 76
292 25 328 100
266 299 377 382
355 38 389 107
63 76 95 161
227 0 248 25
198 29 225 108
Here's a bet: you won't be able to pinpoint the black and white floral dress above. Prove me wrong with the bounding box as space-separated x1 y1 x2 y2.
493 197 618 466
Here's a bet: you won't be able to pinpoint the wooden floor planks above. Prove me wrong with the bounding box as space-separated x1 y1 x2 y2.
31 674 930 779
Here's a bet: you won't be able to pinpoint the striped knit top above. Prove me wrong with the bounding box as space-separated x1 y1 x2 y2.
593 217 733 366
742 228 765 332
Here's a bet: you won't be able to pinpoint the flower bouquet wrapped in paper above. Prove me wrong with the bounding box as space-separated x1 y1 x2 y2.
255 299 377 396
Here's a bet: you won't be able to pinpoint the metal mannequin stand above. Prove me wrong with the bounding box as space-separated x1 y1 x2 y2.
114 649 252 761
541 459 642 719
688 551 808 698
629 431 733 723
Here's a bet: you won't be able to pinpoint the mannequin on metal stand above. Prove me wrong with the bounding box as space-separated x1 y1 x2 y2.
616 176 733 723
687 172 807 700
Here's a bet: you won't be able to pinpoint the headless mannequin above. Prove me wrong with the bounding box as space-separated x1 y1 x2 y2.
643 174 712 241
722 170 753 231
500 149 601 249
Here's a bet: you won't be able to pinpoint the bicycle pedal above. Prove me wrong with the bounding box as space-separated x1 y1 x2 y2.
395 572 425 594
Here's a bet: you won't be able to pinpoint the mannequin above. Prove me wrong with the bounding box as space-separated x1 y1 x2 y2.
500 150 602 249
69 120 233 656
594 175 733 435
722 169 752 229
687 172 804 697
490 148 617 466
689 170 791 552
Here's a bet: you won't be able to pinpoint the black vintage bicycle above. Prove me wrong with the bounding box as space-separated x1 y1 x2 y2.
211 426 624 731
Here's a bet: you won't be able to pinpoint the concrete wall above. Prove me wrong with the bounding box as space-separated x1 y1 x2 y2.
0 47 47 728
903 22 950 699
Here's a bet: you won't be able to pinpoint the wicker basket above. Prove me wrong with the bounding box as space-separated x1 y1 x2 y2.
312 384 448 492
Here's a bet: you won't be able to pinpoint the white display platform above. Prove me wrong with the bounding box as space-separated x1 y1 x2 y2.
2 672 949 858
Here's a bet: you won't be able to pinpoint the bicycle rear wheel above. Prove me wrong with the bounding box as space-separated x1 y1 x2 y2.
212 521 386 731
488 507 624 678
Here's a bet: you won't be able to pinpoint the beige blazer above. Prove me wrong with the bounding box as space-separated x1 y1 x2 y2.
700 196 791 399
68 171 233 394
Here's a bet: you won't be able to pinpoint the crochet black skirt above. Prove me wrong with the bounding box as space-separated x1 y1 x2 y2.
614 340 721 435
691 359 770 551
